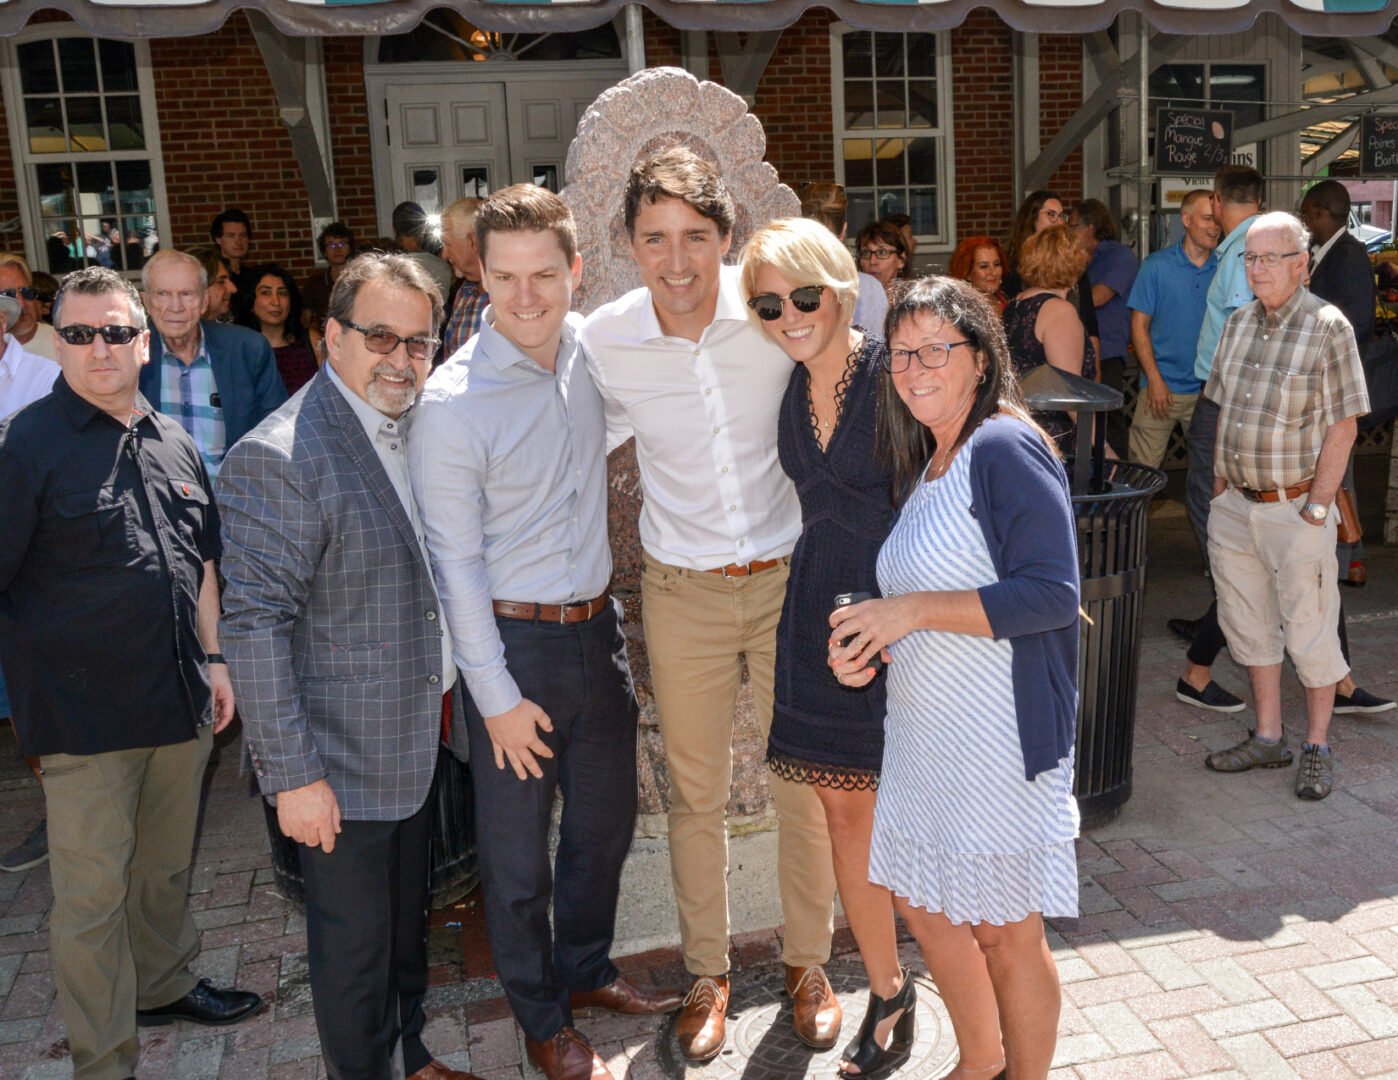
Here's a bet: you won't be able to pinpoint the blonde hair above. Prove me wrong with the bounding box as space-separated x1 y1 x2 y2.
0 251 33 284
739 217 859 325
1018 225 1088 291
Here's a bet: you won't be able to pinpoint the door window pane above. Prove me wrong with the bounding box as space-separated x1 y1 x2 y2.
532 164 558 192
460 166 489 198
410 168 441 213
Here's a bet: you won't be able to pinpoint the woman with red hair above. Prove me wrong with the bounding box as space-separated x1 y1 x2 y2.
948 237 1009 311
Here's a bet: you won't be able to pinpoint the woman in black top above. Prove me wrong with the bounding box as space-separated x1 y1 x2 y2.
740 219 904 1078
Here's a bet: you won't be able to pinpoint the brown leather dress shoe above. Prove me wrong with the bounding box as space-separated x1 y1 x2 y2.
571 973 685 1015
525 1025 613 1080
676 974 730 1063
785 964 842 1049
407 1062 484 1080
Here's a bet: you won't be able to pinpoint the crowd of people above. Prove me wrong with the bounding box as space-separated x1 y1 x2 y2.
0 146 1395 1080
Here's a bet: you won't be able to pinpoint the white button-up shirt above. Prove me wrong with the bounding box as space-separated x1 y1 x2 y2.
0 334 59 422
580 265 800 570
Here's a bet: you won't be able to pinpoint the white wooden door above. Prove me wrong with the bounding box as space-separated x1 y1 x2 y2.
384 81 510 213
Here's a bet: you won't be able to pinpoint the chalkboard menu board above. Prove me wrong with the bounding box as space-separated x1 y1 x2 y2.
1360 114 1398 176
1155 108 1233 175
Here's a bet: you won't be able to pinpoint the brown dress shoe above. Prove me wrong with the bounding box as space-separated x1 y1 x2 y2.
571 973 685 1015
525 1025 613 1080
785 964 842 1049
676 974 730 1063
408 1062 484 1080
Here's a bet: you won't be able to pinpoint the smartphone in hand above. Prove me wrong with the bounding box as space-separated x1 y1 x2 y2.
833 591 884 674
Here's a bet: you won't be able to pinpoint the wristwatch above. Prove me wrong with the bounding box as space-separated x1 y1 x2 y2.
1302 502 1328 523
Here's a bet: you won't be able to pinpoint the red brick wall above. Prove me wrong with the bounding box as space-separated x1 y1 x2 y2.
951 12 1017 241
750 12 837 187
323 36 379 246
0 90 19 246
149 14 320 275
1041 33 1086 201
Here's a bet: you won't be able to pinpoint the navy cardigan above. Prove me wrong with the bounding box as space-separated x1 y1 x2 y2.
961 414 1081 780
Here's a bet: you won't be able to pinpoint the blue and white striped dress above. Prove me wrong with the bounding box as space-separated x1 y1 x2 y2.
867 437 1079 927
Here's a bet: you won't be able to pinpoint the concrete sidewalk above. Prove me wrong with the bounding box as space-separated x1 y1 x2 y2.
1 494 1397 1079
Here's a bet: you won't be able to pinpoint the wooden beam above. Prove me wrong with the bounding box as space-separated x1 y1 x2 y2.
1303 123 1359 175
1234 81 1398 146
1345 41 1391 91
1085 31 1119 86
1023 32 1191 193
714 31 782 104
247 13 334 219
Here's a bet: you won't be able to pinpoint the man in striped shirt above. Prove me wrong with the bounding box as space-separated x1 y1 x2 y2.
1202 211 1370 800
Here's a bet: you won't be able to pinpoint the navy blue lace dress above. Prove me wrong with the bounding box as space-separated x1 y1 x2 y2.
767 335 896 788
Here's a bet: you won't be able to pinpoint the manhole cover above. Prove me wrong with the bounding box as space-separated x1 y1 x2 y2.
655 962 955 1078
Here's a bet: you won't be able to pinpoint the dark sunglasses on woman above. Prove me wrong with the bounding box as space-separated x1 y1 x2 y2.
746 284 825 322
0 286 39 301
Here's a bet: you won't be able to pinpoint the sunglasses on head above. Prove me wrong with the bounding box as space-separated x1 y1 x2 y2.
746 285 825 322
0 286 39 302
56 324 142 346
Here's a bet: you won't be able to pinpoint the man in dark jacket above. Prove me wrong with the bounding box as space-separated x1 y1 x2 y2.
138 249 286 480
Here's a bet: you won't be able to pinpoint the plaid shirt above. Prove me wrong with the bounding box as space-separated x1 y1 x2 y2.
159 334 228 479
1206 286 1369 492
442 279 487 359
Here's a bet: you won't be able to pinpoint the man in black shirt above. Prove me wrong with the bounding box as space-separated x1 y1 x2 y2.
0 266 261 1080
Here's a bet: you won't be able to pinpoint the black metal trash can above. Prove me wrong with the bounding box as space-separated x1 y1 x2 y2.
262 748 479 909
1069 458 1167 827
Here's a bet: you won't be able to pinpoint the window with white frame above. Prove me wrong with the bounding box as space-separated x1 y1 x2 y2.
831 26 953 248
5 31 168 274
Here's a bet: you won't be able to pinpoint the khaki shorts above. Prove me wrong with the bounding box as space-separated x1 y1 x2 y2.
1206 486 1348 688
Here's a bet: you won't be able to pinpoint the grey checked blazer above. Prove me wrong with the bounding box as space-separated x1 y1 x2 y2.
217 369 448 821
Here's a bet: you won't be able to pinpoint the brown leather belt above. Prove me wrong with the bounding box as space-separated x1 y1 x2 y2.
702 558 782 579
1237 479 1312 504
493 589 611 624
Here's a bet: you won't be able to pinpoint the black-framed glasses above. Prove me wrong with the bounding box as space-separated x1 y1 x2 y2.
1241 251 1304 268
338 319 440 362
884 340 975 373
0 287 39 302
858 247 897 261
746 285 825 321
55 324 142 346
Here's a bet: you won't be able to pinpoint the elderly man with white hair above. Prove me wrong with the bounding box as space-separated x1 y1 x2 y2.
1202 211 1370 800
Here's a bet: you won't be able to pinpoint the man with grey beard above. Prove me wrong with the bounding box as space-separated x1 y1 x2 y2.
217 252 478 1080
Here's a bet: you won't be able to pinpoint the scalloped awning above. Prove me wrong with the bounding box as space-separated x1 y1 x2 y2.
0 0 1394 41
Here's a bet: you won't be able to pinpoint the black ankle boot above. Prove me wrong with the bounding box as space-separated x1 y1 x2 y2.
838 968 916 1078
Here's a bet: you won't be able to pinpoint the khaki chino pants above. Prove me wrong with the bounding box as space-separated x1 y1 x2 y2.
641 555 836 976
41 725 211 1080
1127 390 1199 470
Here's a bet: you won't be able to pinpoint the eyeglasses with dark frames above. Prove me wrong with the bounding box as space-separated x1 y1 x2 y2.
338 319 440 362
0 287 39 302
746 285 825 321
55 324 143 346
884 340 976 373
858 247 898 262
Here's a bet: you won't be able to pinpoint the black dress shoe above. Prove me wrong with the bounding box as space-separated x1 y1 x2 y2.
137 978 262 1027
1167 617 1198 644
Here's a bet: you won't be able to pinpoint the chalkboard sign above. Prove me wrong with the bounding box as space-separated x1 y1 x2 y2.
1360 114 1398 176
1155 108 1232 175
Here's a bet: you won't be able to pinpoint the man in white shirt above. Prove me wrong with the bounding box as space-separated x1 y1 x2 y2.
0 292 59 421
580 147 839 1063
0 253 57 361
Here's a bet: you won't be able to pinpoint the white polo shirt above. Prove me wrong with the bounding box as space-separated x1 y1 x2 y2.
580 265 800 571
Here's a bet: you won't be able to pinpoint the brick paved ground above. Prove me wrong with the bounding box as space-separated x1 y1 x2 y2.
2 488 1397 1079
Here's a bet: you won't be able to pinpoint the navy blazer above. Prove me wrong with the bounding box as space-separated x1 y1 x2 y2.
140 320 288 452
1310 232 1375 348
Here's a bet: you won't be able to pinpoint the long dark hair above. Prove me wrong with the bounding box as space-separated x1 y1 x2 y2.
1006 189 1061 274
239 264 310 347
876 276 1053 502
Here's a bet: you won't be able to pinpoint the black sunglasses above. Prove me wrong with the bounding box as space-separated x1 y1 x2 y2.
56 324 142 346
0 286 39 302
746 285 825 322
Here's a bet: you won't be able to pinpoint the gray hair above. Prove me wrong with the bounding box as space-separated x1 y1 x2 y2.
326 251 444 336
52 266 147 332
141 248 208 294
1249 211 1310 254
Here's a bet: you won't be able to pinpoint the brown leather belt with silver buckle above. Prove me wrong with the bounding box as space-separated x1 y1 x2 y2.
492 589 611 624
1237 479 1312 504
703 558 781 579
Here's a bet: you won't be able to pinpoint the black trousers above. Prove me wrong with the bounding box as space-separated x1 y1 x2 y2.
298 796 433 1080
463 600 640 1042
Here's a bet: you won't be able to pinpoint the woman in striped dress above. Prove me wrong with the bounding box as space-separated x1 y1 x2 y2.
830 276 1081 1080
